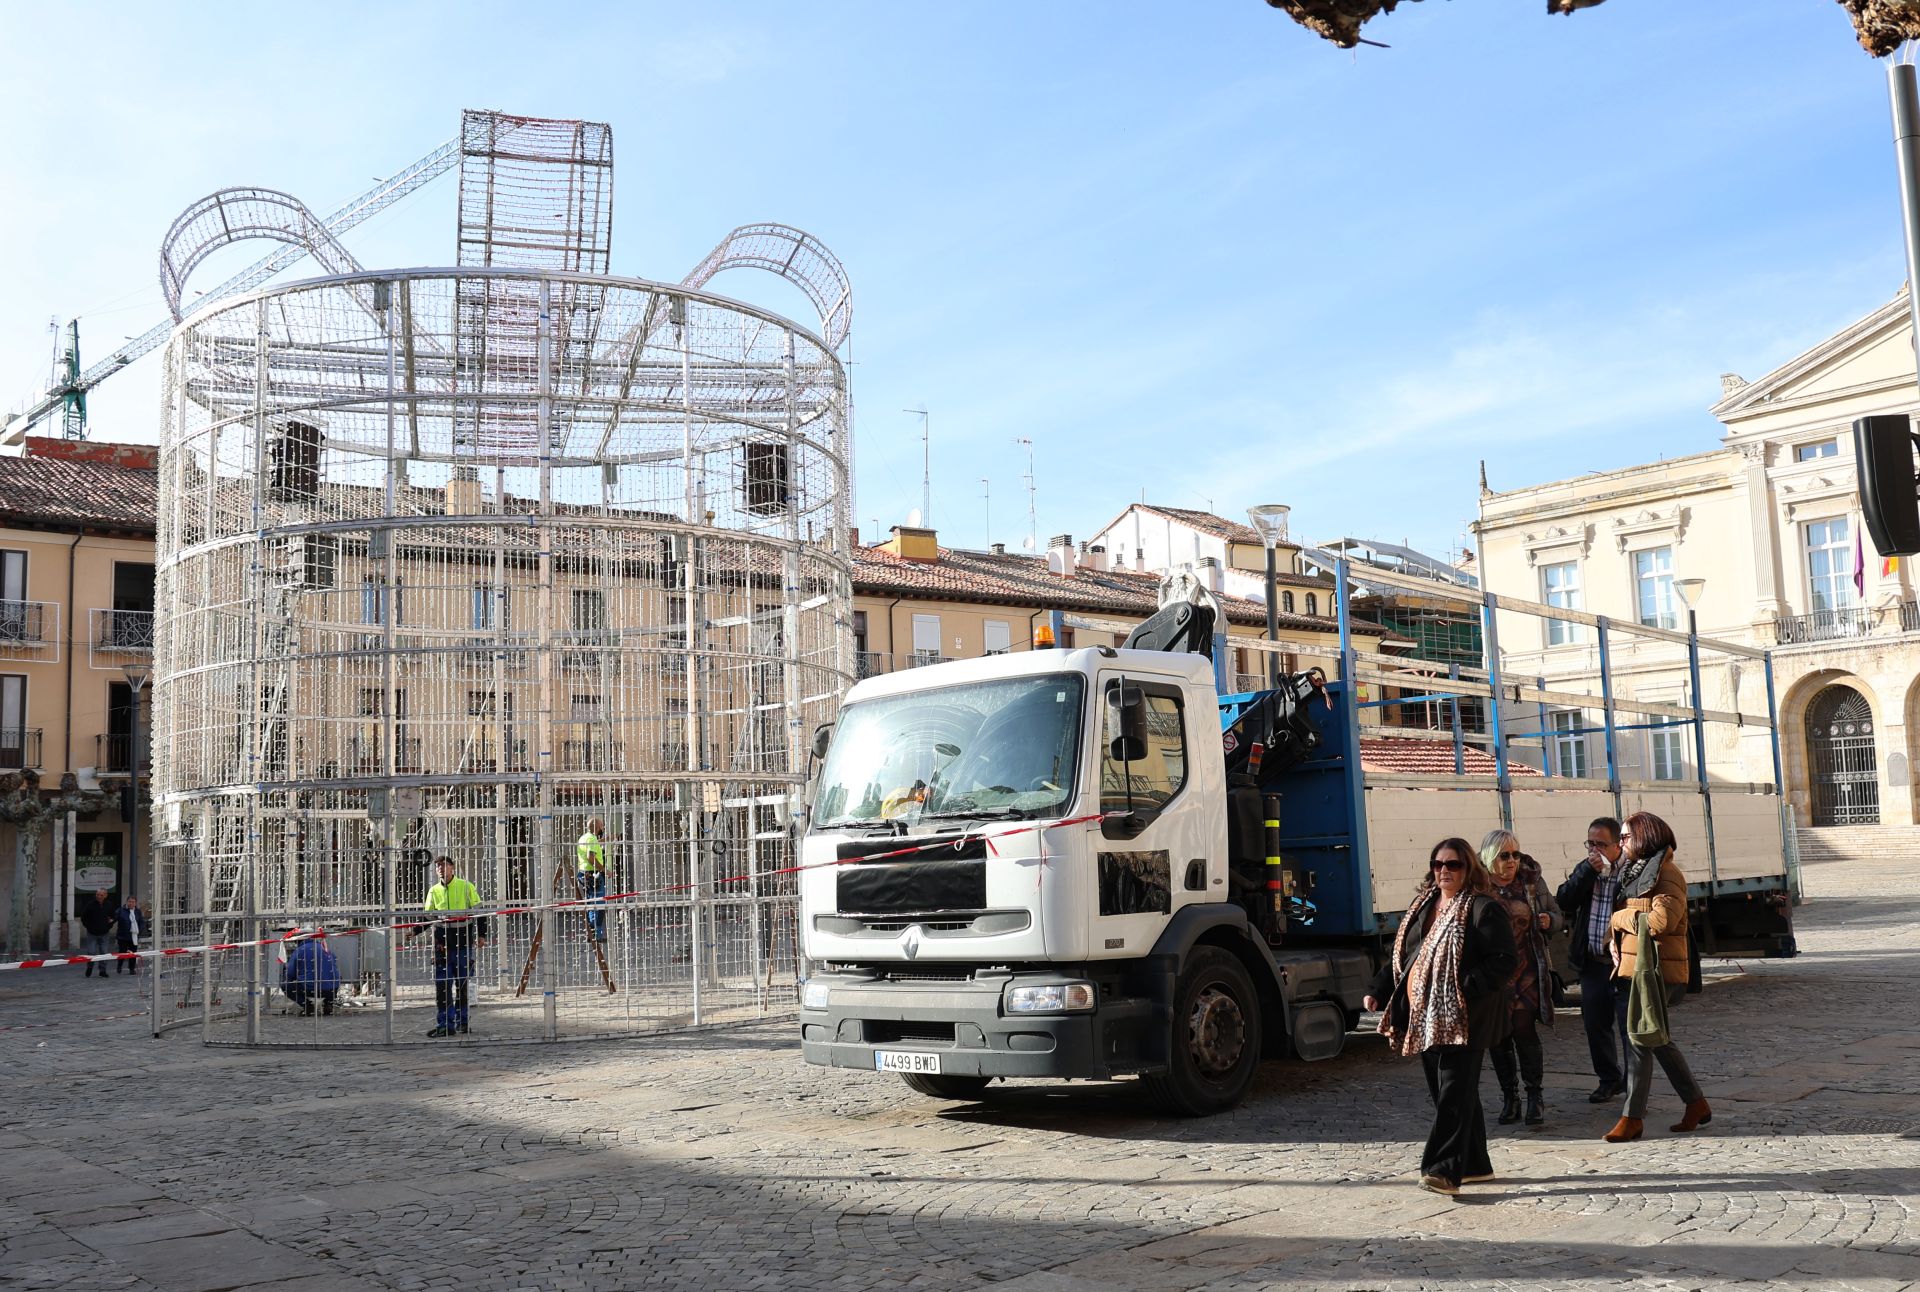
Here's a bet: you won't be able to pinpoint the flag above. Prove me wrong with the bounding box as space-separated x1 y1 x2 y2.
1886 555 1902 579
1853 525 1866 596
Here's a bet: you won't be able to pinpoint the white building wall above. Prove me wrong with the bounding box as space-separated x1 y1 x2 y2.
1476 288 1920 830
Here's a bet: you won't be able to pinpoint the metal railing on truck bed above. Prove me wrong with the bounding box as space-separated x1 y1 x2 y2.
1237 560 1794 958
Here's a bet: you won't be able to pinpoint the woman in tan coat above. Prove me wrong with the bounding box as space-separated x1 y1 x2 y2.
1603 811 1710 1142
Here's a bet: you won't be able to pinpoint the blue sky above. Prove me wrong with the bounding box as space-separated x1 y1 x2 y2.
0 1 1906 556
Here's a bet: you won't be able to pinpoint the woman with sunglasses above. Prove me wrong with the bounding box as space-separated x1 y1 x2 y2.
1364 837 1518 1195
1603 811 1710 1142
1481 829 1561 1128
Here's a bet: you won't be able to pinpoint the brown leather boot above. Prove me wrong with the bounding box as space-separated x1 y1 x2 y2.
1670 1099 1712 1132
1603 1117 1643 1142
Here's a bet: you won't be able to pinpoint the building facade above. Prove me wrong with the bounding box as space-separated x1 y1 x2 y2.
0 438 157 952
851 523 1397 694
1475 288 1920 831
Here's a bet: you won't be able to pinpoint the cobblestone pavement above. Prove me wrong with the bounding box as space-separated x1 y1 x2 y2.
4 851 1918 1291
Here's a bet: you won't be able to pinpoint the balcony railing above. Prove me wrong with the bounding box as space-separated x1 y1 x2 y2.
96 731 152 775
0 600 56 661
558 739 627 773
348 736 422 775
1774 605 1881 645
1904 601 1920 634
0 599 46 644
854 650 956 678
0 727 43 770
91 608 154 653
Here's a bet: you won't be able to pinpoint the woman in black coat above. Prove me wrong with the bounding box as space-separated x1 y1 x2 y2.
1365 836 1520 1195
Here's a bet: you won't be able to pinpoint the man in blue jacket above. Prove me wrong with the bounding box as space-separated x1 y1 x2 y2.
282 930 343 1016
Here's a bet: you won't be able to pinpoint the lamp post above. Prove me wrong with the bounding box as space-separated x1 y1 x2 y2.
1246 505 1291 687
122 662 150 902
1672 577 1717 876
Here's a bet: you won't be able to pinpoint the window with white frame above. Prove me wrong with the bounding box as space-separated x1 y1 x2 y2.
1541 560 1582 645
1650 726 1686 781
1804 516 1857 613
984 619 1011 655
1549 711 1588 779
1633 547 1677 629
0 550 25 603
0 552 26 642
911 613 942 663
0 674 25 766
471 583 505 631
1794 439 1838 462
360 577 400 626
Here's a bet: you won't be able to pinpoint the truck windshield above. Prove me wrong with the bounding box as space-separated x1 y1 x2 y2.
812 673 1086 828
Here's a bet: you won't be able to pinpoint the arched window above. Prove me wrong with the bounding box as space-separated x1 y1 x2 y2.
1305 592 1318 615
1281 592 1294 613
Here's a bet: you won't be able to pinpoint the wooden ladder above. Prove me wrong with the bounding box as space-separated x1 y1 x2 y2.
514 861 616 995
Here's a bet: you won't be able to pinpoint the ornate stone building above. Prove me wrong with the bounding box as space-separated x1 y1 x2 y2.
1476 288 1920 834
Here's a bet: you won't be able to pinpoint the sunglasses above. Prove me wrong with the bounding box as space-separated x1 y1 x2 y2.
1431 858 1466 872
1496 850 1522 860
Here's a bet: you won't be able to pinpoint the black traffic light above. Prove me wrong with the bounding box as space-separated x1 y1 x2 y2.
1854 414 1920 557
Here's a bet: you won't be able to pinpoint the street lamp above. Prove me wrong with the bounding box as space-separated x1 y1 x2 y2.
122 662 150 903
1246 505 1291 686
1673 577 1705 621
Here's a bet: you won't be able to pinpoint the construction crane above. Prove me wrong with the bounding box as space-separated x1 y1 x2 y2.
3 136 459 445
47 318 85 440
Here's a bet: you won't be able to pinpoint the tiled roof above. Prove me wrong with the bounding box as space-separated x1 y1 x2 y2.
1359 737 1542 777
1142 504 1266 546
1091 502 1306 552
0 450 157 534
853 544 1391 638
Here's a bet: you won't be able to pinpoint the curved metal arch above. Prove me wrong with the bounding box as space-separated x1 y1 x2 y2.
1807 683 1873 732
159 188 369 321
679 223 852 350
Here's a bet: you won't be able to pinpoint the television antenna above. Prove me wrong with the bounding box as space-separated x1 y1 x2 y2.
1015 437 1037 552
905 406 930 527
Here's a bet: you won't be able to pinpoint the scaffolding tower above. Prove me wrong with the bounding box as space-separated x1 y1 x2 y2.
150 109 853 1044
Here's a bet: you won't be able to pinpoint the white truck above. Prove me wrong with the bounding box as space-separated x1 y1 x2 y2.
796 578 1797 1115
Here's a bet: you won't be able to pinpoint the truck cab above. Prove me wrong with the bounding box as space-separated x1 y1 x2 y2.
798 646 1369 1115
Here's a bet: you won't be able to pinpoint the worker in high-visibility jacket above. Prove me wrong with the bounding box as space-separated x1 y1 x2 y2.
406 855 490 1037
577 817 608 943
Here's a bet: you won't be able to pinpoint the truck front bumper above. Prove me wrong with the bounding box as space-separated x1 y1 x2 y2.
798 968 1156 1080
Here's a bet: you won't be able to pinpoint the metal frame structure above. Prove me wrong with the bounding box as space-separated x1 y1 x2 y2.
1331 559 1786 894
149 110 853 1045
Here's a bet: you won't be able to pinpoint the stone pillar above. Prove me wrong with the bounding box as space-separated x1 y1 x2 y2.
1740 445 1787 622
1871 661 1917 826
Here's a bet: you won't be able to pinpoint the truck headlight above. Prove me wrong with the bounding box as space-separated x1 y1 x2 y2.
800 980 832 1011
1005 982 1096 1014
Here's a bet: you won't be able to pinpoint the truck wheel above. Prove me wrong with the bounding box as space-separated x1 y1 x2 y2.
900 1073 991 1100
1143 946 1262 1116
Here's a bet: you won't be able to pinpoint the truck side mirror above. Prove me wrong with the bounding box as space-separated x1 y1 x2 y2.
1107 685 1147 763
811 724 833 760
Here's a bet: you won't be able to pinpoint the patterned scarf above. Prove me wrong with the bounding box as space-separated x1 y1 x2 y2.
1379 886 1473 1056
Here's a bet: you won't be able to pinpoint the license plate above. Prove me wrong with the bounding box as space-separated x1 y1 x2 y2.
874 1050 941 1074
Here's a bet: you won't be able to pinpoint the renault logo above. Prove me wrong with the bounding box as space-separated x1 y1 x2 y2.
902 927 921 959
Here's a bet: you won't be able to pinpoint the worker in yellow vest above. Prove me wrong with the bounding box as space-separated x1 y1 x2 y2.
578 817 608 943
406 855 489 1037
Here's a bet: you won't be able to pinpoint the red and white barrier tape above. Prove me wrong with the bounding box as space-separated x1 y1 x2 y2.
0 813 1106 972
